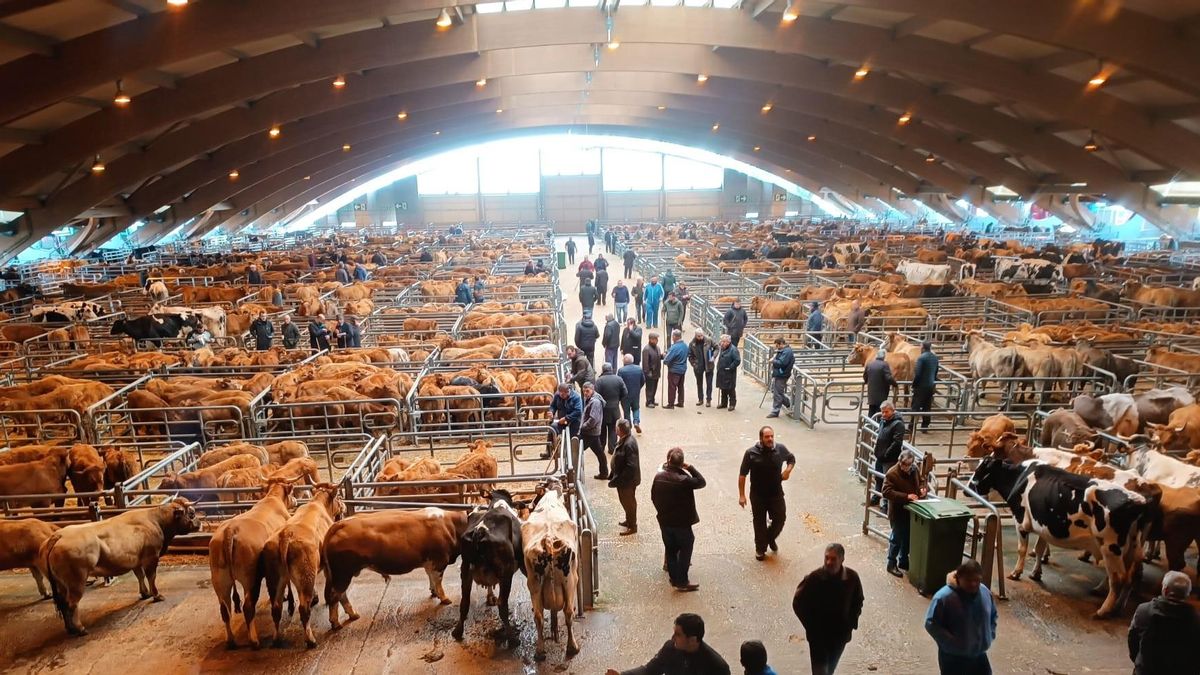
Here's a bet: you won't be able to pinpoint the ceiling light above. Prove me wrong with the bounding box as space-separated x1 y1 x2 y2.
898 112 912 125
228 169 240 179
711 123 720 131
781 0 798 22
397 111 408 120
332 75 346 89
1088 73 1107 87
436 8 453 28
495 108 504 113
1083 132 1100 152
167 0 188 5
268 125 281 138
807 135 816 141
476 78 487 88
342 144 351 152
753 146 761 151
696 74 708 83
304 176 311 180
606 41 620 50
657 105 667 111
925 154 936 163
854 67 869 80
113 80 131 107
91 156 105 174
434 130 441 135
761 103 773 114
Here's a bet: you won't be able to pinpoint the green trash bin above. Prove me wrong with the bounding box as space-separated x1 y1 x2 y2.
905 498 971 595
556 251 567 270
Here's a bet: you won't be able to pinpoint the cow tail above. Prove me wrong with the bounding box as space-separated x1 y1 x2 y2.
277 529 292 593
42 532 69 621
226 530 242 614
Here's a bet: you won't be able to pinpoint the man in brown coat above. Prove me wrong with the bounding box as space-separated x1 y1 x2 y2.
793 543 865 675
883 449 927 577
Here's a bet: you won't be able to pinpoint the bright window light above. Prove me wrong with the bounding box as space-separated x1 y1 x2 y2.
745 211 759 218
418 153 479 194
683 0 707 6
664 155 724 190
784 210 798 217
476 1 504 11
479 144 540 194
505 0 533 9
567 0 599 6
1153 181 1200 198
650 0 678 5
621 0 648 4
986 185 1018 197
603 148 663 191
542 145 601 175
711 0 738 6
535 0 567 6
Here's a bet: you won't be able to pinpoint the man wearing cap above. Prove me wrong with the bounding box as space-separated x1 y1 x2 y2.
687 329 717 408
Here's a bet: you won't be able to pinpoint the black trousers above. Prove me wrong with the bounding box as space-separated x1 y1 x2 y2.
750 494 786 554
567 250 575 264
600 408 619 453
660 525 695 586
624 264 633 279
645 376 659 405
693 369 713 403
718 387 737 408
582 434 607 476
616 486 637 528
913 386 934 429
808 635 849 675
729 331 743 348
868 401 882 417
666 372 685 406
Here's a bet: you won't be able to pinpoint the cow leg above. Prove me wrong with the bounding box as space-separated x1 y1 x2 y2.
1030 539 1049 582
299 583 319 649
1008 529 1031 580
531 596 546 661
486 585 497 607
1094 547 1125 619
132 567 151 599
563 581 579 658
550 609 558 641
498 574 516 646
267 566 287 648
144 560 164 601
452 563 472 641
52 568 88 636
244 570 265 649
30 567 50 599
213 566 239 648
425 562 451 604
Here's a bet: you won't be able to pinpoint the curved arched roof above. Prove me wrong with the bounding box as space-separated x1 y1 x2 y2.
0 0 1196 257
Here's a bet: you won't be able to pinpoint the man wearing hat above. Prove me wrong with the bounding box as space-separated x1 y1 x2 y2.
863 349 897 417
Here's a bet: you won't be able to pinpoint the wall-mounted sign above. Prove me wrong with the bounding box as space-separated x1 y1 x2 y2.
774 193 788 202
734 194 748 203
394 202 409 211
352 203 365 211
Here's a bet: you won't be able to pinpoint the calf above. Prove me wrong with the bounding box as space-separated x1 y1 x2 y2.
209 480 296 649
0 519 59 597
322 508 469 629
453 490 526 644
522 481 580 660
1039 408 1097 448
159 454 262 501
264 484 345 648
41 498 200 635
969 457 1152 618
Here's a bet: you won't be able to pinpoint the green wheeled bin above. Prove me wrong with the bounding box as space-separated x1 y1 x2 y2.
905 498 972 595
557 251 567 270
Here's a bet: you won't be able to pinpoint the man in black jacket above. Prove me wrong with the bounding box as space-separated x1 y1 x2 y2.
863 351 897 417
574 313 600 366
602 314 621 372
249 312 273 350
767 337 795 418
738 426 796 561
620 318 642 366
687 329 716 408
308 314 331 351
578 279 598 316
595 267 610 306
607 613 730 675
793 543 865 675
566 346 594 389
650 447 706 592
281 314 300 349
609 420 641 535
722 300 749 348
565 238 577 265
595 363 628 453
623 248 637 279
872 401 906 506
1129 571 1200 675
642 332 663 408
246 264 264 285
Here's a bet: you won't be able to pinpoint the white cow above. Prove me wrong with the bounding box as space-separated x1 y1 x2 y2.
151 304 227 337
897 260 950 285
522 480 580 661
1123 436 1200 488
145 280 170 303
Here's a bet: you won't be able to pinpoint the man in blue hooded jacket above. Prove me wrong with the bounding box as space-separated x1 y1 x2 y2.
643 276 665 329
925 559 997 675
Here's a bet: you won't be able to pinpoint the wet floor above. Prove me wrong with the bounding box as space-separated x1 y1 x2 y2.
0 246 1140 674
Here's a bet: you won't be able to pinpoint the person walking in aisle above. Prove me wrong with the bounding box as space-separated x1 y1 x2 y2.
738 426 795 560
864 350 896 417
1128 571 1200 674
595 266 610 307
567 345 595 389
912 340 940 433
806 301 826 348
715 334 741 411
767 337 794 418
662 292 685 338
574 312 600 367
621 317 643 366
643 332 663 409
925 559 998 675
578 280 598 318
687 329 716 408
643 276 664 329
602 313 621 372
613 280 630 323
609 419 641 536
722 299 749 348
580 382 608 479
663 329 689 409
595 363 627 453
650 449 707 593
633 278 646 324
618 354 645 434
793 543 865 675
565 238 577 265
662 269 676 296
623 247 637 279
587 228 595 254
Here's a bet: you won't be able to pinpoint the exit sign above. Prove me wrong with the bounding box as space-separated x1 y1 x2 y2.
734 195 748 203
394 202 409 211
774 193 788 202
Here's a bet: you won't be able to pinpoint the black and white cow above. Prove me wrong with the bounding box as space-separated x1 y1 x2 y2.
717 248 756 261
832 242 867 258
30 301 103 323
110 314 200 343
453 490 526 644
995 258 1065 285
969 457 1155 618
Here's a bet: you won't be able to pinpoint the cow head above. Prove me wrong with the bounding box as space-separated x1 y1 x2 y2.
264 478 297 508
110 319 127 335
967 456 1021 498
1114 433 1154 454
167 497 201 534
1147 422 1190 451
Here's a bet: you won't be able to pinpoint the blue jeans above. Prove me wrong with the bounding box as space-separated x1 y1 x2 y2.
605 347 619 373
660 525 695 586
937 651 991 675
635 301 645 323
645 303 660 328
621 399 641 424
887 513 910 569
615 302 628 323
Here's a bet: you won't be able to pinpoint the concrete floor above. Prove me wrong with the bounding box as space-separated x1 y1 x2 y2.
0 243 1138 674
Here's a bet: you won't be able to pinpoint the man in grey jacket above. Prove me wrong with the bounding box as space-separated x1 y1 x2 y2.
863 350 896 417
581 382 608 479
722 299 749 348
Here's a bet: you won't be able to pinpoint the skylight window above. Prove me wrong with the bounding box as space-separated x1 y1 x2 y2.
476 1 504 12
505 0 533 10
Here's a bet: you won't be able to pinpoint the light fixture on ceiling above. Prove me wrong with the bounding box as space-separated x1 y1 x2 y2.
228 169 240 179
761 103 773 114
495 108 504 114
268 125 281 138
807 135 816 141
606 40 620 50
925 154 937 163
781 0 798 22
436 8 453 28
303 175 311 180
342 144 352 152
167 0 188 6
397 111 408 120
897 112 912 125
696 74 708 83
657 105 667 111
1087 60 1107 89
711 123 720 131
476 78 487 88
333 75 346 89
1083 131 1101 152
91 155 105 174
854 66 869 80
112 80 131 107
434 130 441 135
753 146 761 151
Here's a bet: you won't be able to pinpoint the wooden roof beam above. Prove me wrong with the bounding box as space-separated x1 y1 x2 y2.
0 20 53 56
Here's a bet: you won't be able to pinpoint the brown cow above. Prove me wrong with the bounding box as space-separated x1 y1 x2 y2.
322 508 470 629
41 498 201 635
264 484 345 647
199 443 270 468
1039 408 1098 448
159 454 262 499
0 452 71 508
1148 404 1200 452
1 518 60 597
847 343 914 383
209 480 296 649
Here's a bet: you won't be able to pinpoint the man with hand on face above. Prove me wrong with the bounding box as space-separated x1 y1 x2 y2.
606 613 730 675
738 426 796 561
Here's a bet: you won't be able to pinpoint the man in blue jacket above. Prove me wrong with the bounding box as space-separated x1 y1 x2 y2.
767 337 794 418
454 278 472 305
663 329 689 409
925 559 997 675
618 353 646 434
643 276 665 329
544 383 583 460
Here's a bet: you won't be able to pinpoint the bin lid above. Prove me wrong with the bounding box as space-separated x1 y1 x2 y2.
906 497 971 519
